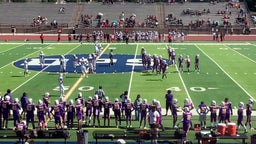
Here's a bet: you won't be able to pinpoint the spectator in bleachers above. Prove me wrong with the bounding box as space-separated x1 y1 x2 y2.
51 20 58 28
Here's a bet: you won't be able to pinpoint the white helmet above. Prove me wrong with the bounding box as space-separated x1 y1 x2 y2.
59 96 64 102
69 99 73 105
5 95 10 101
14 98 19 103
105 96 109 101
211 100 216 105
115 98 119 102
94 94 98 99
184 107 190 112
78 92 82 98
76 99 81 104
152 99 157 104
22 120 26 125
143 99 147 104
239 102 244 107
38 99 43 105
155 101 160 106
88 96 92 101
249 99 253 103
221 101 225 106
127 98 131 102
55 100 59 105
28 98 33 104
184 98 189 103
173 99 178 104
44 92 50 97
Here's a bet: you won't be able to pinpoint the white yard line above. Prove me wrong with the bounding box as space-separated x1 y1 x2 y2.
165 45 193 103
127 44 139 98
174 65 193 103
224 44 256 64
194 44 256 102
12 44 81 93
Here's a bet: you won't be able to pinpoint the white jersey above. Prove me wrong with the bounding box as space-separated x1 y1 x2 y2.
24 59 28 71
149 110 160 125
39 53 45 64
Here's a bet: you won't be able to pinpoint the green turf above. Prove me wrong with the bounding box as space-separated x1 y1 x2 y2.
0 42 256 143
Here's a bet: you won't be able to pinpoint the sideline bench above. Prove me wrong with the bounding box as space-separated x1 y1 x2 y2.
0 129 70 143
93 128 184 144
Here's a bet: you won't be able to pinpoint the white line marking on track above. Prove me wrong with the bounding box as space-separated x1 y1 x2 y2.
195 44 256 102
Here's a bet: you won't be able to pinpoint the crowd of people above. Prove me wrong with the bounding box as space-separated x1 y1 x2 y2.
0 85 254 143
31 16 48 27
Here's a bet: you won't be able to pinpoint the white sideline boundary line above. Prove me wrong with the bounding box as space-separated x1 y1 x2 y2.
194 44 256 102
127 44 138 98
12 44 81 93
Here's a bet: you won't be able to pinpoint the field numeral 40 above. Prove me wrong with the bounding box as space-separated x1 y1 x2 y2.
167 87 207 92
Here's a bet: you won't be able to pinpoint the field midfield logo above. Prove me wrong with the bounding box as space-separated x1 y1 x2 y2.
13 54 168 74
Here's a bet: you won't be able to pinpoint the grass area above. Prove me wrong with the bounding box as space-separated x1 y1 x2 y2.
0 42 256 143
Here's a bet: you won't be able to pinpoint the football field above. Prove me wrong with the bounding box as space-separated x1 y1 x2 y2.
0 41 256 143
1 42 256 109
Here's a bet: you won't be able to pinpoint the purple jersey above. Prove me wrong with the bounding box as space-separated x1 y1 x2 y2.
26 103 35 117
209 105 219 122
183 112 192 132
198 104 207 114
165 93 173 104
20 96 28 109
225 102 232 114
2 101 11 118
11 103 21 120
219 105 227 121
36 104 47 122
51 105 62 118
66 104 75 120
140 103 149 117
92 99 102 116
237 107 244 123
43 97 50 107
246 103 252 116
76 97 85 106
103 101 113 113
184 102 194 110
113 102 122 117
124 102 134 114
15 123 27 136
75 104 83 120
85 100 93 116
